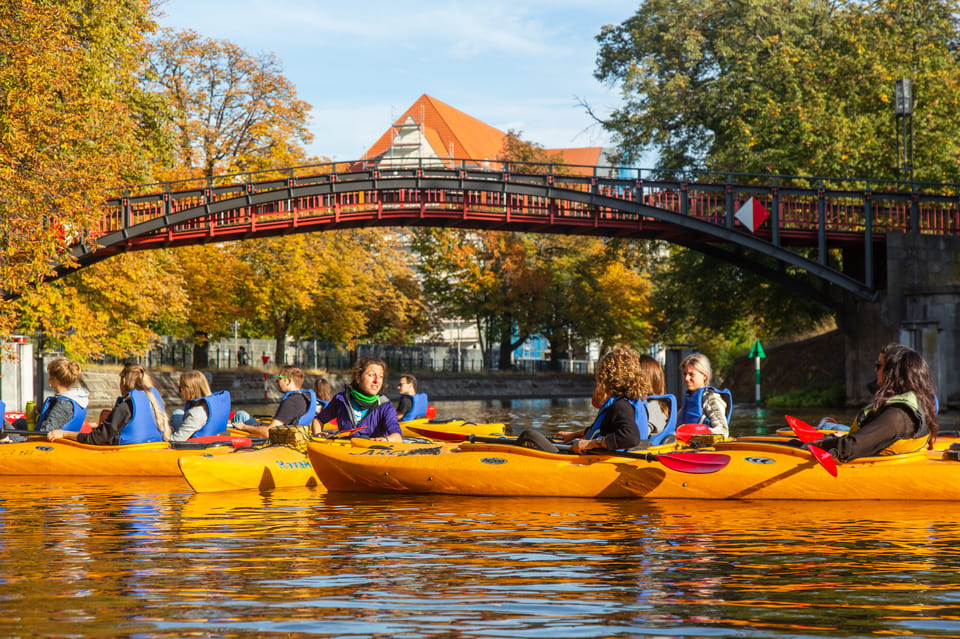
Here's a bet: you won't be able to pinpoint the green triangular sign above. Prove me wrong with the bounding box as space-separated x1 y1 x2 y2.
749 340 766 358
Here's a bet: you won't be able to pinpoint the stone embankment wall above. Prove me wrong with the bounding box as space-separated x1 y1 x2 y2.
81 369 594 411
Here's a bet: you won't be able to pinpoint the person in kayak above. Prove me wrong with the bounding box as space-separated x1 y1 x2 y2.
48 363 169 445
395 374 417 419
233 366 315 438
551 345 647 454
2 358 90 443
678 353 732 439
640 353 674 437
314 377 333 410
170 370 231 441
809 343 938 461
313 356 402 442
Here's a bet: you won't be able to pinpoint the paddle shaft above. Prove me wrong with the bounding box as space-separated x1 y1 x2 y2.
2 428 46 437
465 435 730 473
2 429 266 450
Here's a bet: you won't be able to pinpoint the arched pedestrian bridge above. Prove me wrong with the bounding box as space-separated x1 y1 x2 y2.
64 159 960 304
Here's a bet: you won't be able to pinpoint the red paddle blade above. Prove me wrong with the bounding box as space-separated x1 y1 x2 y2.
655 452 731 474
407 426 468 442
806 443 839 477
676 423 713 444
785 415 823 443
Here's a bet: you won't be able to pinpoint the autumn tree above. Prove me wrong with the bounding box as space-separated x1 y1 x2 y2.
14 252 188 361
0 0 160 327
169 245 253 367
414 131 659 370
144 28 315 179
136 27 320 364
232 229 427 366
532 235 655 367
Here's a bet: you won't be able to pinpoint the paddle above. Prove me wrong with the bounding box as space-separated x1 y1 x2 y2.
1 428 45 437
465 435 730 474
170 435 267 450
2 429 265 450
785 415 839 477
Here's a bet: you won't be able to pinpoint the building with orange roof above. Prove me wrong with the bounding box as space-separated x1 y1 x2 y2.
358 94 613 176
358 94 614 368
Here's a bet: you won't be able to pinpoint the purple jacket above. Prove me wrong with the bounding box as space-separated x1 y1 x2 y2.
316 391 401 439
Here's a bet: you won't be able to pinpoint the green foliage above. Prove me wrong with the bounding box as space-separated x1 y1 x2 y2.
764 384 846 409
648 243 833 374
595 0 960 183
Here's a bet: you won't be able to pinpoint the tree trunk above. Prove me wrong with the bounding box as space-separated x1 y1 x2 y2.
548 333 564 372
273 329 287 367
192 331 209 369
497 318 529 371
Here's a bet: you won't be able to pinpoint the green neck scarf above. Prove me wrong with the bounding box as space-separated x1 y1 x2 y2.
349 385 379 409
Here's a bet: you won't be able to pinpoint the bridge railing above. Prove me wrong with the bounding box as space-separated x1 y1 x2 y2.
92 159 960 245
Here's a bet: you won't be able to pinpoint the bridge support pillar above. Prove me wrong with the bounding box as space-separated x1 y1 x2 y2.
842 232 960 409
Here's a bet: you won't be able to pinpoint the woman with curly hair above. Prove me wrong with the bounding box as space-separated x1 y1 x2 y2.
811 343 938 462
546 345 648 454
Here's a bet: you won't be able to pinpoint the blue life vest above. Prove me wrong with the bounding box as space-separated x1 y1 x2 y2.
281 389 317 426
185 390 232 438
679 386 733 427
584 396 648 444
39 395 88 432
647 394 678 445
118 388 165 445
401 393 429 421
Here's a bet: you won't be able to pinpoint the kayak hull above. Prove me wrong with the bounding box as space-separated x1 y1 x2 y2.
0 437 237 476
179 445 321 493
398 418 506 441
305 439 960 500
180 438 454 493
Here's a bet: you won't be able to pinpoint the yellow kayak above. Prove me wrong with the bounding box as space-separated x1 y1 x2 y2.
305 439 720 498
0 436 243 477
305 437 960 500
179 437 454 493
399 418 506 441
179 444 323 493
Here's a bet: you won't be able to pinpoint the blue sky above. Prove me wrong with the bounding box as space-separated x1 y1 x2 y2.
155 0 639 162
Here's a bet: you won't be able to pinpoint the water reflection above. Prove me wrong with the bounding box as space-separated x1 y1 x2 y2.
0 401 959 637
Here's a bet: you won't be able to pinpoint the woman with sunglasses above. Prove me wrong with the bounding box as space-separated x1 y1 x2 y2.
810 343 938 462
232 365 315 438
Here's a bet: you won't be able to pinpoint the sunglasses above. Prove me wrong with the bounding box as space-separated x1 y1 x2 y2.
875 361 882 371
276 375 290 381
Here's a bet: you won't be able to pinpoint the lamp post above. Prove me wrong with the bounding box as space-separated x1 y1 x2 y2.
894 78 914 185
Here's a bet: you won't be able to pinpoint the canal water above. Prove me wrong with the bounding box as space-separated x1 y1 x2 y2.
1 399 959 637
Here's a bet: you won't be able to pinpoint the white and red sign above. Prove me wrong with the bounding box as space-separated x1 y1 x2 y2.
734 197 770 233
